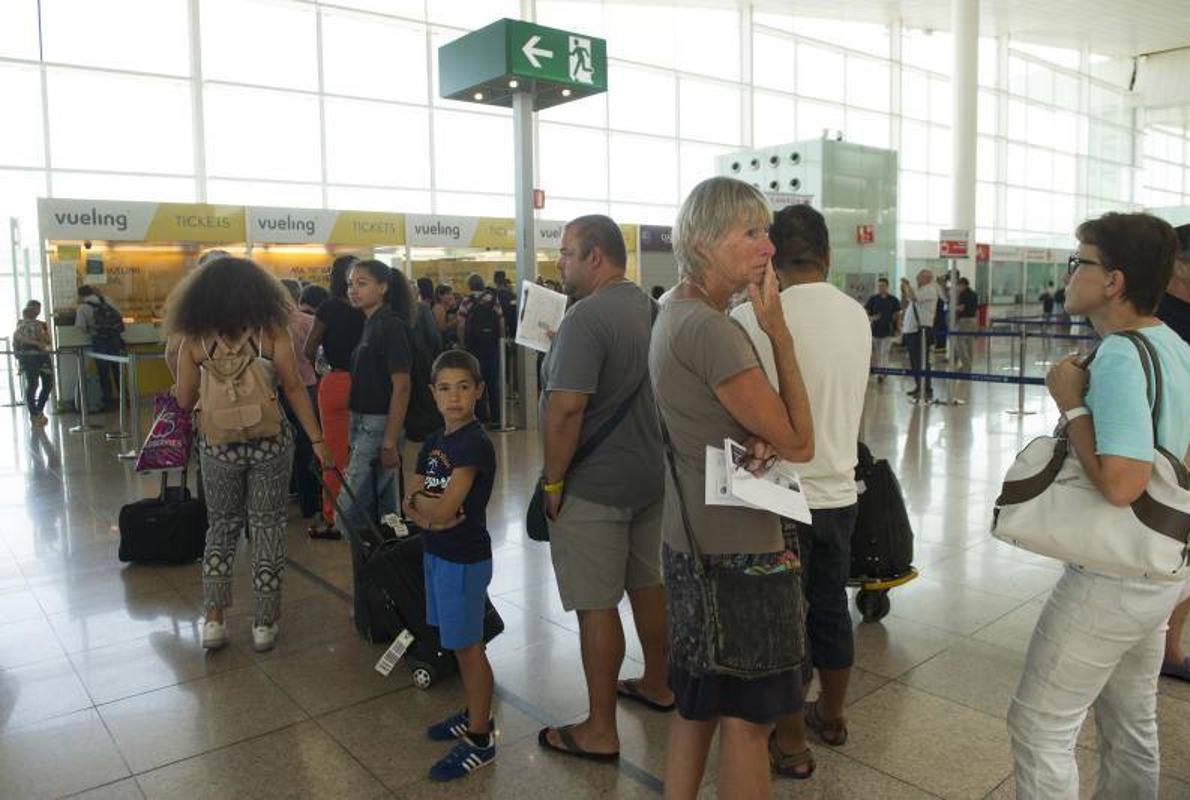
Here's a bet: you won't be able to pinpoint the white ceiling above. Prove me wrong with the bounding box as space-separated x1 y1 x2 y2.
751 0 1190 58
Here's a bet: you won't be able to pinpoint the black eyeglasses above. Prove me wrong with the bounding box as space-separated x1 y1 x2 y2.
1067 253 1104 275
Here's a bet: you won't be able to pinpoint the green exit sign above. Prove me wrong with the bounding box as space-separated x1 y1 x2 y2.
439 18 607 111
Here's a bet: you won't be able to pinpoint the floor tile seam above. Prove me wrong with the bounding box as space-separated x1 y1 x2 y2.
820 747 950 799
34 584 192 621
307 713 407 796
122 716 315 783
889 671 1016 722
919 571 1060 604
83 661 278 717
63 775 146 800
965 596 1046 640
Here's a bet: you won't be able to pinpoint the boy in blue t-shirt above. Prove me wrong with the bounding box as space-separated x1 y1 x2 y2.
402 349 497 782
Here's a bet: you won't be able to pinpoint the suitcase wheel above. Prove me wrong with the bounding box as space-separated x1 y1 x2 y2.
410 661 436 690
856 589 891 623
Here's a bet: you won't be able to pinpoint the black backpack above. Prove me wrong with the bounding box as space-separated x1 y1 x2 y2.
403 326 444 443
91 298 125 345
464 291 501 350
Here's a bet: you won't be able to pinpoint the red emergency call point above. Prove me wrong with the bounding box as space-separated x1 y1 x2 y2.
856 224 875 244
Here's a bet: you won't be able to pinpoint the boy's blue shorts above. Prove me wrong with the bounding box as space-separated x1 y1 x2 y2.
424 553 493 650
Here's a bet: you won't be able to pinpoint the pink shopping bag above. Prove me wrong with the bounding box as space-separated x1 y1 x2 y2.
134 393 194 472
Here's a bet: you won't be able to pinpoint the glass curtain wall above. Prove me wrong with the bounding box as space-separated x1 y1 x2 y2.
0 0 1171 331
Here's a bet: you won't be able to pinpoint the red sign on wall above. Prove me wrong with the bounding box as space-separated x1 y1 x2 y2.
856 224 875 244
976 243 990 261
939 228 970 258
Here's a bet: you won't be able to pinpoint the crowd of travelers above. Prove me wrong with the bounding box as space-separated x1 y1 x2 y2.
17 175 1188 796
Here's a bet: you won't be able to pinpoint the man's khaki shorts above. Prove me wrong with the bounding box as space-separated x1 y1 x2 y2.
547 494 662 611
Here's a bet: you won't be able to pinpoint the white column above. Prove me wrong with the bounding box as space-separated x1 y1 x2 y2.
950 0 978 281
512 91 538 430
187 0 207 202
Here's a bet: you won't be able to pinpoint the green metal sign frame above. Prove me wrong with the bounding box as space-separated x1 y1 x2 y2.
438 18 607 110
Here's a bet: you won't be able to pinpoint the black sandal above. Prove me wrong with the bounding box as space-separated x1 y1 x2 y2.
307 524 342 540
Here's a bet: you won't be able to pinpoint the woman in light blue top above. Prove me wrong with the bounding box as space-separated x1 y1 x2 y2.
1007 212 1190 800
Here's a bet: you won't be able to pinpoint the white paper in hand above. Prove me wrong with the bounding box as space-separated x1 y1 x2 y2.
723 438 812 523
705 446 750 507
514 280 569 353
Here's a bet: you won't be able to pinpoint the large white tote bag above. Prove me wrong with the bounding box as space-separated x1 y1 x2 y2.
992 331 1190 581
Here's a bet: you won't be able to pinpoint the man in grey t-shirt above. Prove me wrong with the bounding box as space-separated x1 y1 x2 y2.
537 215 671 760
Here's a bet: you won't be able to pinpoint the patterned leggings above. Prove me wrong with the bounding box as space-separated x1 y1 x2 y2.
199 428 294 626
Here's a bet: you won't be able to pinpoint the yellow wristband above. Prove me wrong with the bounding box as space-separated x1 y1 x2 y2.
542 480 565 494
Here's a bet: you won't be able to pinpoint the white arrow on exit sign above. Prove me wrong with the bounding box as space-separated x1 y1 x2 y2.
522 35 554 69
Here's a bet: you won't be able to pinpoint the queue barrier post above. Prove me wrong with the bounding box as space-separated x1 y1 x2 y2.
119 351 145 460
1006 328 1035 416
104 355 131 443
0 337 17 408
492 338 515 433
68 348 102 434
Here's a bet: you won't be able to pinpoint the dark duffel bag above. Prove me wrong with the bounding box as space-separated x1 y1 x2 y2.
118 470 207 564
851 442 914 580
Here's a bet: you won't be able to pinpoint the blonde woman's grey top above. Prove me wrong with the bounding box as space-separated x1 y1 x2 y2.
649 297 782 555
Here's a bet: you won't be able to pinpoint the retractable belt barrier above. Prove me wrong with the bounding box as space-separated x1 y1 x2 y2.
878 325 1096 412
870 366 1045 386
4 346 166 458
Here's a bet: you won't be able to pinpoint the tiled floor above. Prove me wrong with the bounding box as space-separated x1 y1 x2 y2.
1 342 1189 799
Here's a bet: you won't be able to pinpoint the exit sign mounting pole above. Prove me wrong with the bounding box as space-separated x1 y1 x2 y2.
438 18 607 430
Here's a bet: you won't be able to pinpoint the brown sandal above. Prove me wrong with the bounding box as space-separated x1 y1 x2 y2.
806 699 848 746
768 732 815 780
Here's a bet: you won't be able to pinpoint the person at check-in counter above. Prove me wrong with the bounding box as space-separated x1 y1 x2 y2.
75 285 125 410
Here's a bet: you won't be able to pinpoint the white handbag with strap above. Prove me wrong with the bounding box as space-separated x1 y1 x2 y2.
992 330 1190 581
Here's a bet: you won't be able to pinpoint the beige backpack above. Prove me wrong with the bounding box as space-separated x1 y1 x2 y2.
196 333 281 445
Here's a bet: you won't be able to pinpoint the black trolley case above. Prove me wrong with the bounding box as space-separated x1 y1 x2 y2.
324 464 503 689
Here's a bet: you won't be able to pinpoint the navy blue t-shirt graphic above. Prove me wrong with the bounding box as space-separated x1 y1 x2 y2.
414 419 496 563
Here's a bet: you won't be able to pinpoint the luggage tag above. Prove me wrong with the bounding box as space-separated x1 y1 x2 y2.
382 513 410 538
375 629 416 676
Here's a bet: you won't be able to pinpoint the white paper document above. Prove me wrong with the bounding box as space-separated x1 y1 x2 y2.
704 439 812 524
514 280 569 353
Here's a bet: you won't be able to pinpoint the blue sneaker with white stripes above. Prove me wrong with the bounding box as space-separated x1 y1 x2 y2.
426 710 496 742
428 736 496 781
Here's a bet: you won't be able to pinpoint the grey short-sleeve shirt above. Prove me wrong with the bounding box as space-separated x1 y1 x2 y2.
648 298 783 555
540 281 663 509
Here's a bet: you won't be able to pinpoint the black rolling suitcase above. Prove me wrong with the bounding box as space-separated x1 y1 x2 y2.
851 442 914 580
324 464 504 689
118 469 207 564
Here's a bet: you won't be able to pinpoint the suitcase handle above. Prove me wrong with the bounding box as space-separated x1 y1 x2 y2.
314 461 397 548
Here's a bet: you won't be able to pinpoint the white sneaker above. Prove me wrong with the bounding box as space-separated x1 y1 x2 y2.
252 623 279 652
202 620 228 650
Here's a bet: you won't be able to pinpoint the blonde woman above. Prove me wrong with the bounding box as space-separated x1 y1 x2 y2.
651 177 814 799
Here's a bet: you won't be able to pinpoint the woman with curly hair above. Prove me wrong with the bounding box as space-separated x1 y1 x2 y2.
168 256 330 653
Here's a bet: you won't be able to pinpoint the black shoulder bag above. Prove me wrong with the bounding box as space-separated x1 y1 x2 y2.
657 407 806 678
526 298 658 542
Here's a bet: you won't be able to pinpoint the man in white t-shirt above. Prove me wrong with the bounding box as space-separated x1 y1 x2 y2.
904 269 939 399
733 205 871 778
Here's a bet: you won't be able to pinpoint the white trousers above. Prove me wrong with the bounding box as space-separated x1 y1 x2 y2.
1008 565 1186 800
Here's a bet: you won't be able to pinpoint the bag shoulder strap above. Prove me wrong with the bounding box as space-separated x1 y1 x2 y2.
1117 330 1162 444
656 408 707 573
568 298 660 470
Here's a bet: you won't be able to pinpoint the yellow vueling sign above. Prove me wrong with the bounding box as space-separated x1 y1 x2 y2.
144 204 246 242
